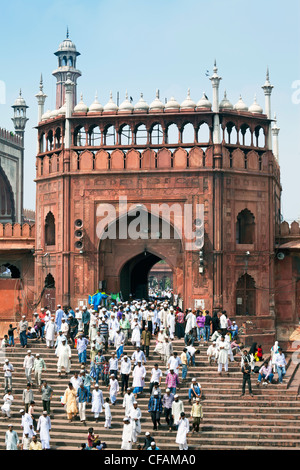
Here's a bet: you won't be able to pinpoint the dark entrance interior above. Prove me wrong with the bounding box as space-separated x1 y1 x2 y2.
120 251 162 300
236 273 256 315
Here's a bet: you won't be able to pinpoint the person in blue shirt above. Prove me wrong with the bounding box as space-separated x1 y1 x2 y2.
148 391 162 430
77 383 89 425
147 441 160 450
82 307 90 337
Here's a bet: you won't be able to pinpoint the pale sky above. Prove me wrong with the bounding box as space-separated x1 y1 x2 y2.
0 0 299 222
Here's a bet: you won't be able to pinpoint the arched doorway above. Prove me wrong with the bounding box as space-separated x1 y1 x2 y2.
98 208 183 301
120 251 163 300
0 166 15 223
43 273 56 313
236 273 256 315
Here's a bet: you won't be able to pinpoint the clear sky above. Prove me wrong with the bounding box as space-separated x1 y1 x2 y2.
0 0 299 221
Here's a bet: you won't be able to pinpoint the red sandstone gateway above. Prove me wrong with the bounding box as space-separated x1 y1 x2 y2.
0 33 299 349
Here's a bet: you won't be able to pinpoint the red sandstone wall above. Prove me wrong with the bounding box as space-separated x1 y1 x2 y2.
0 279 22 319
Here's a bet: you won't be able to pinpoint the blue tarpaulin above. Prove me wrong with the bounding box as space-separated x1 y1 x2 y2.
88 291 108 310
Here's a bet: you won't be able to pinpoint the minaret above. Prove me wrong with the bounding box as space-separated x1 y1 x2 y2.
52 29 81 109
11 89 29 138
35 74 47 123
209 60 222 144
262 67 274 149
272 113 280 161
11 90 29 223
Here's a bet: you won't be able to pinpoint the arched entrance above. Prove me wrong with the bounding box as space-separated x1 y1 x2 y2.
120 251 163 300
42 273 56 312
99 208 183 301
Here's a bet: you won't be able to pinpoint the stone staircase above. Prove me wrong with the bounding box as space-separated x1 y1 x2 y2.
1 336 300 450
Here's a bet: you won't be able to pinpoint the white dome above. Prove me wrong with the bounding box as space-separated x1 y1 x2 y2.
165 96 180 110
103 91 118 112
42 109 52 121
134 93 149 112
234 95 248 112
119 91 134 112
73 93 88 113
89 93 103 113
50 108 60 118
249 95 263 114
149 90 164 111
57 101 66 116
219 90 233 110
13 90 27 108
181 89 196 110
196 92 212 109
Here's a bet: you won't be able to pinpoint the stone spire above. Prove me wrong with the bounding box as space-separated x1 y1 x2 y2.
262 67 274 149
261 67 274 119
272 113 280 161
35 74 47 123
209 60 222 144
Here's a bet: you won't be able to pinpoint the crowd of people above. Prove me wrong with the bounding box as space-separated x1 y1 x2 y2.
2 298 287 450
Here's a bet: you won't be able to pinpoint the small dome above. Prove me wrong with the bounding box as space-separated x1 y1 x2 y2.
103 91 118 112
41 109 52 121
13 90 27 108
181 89 196 110
57 101 67 116
89 93 103 113
119 91 134 112
196 92 212 109
134 93 149 112
165 96 180 110
219 90 233 110
234 95 248 112
73 93 88 113
249 94 263 114
50 108 60 118
149 90 164 111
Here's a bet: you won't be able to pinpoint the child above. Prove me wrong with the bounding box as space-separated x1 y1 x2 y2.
21 433 31 450
7 324 17 347
102 358 110 386
103 397 112 429
255 345 263 362
1 335 9 349
28 401 37 431
94 350 105 384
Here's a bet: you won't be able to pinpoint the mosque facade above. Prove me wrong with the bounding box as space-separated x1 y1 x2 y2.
0 33 299 347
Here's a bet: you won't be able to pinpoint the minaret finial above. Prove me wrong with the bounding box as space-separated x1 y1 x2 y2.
66 26 69 39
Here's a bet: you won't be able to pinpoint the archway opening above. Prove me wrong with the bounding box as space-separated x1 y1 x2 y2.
0 263 20 279
148 259 173 299
236 273 256 315
120 251 164 300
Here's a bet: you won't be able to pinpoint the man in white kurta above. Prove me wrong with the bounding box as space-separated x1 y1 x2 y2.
45 318 56 348
5 425 19 450
217 337 230 374
176 413 190 450
172 395 184 427
37 411 51 449
109 375 119 405
20 409 35 438
128 402 142 443
132 362 146 395
131 321 141 348
2 391 14 418
91 384 104 421
167 309 176 340
123 388 135 417
121 417 133 450
57 340 72 375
